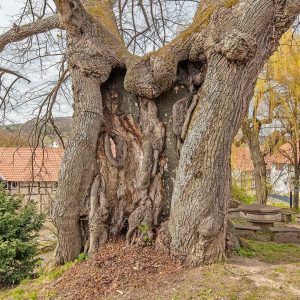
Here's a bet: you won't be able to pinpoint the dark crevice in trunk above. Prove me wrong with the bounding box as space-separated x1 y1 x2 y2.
77 64 202 251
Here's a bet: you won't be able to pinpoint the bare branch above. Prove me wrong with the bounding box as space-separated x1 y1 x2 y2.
0 15 61 52
0 67 31 83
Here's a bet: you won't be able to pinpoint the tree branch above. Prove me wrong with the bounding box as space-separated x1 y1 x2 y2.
86 0 123 41
0 67 31 83
124 0 300 99
0 14 62 52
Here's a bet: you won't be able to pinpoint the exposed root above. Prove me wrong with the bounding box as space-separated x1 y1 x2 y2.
126 197 153 246
88 175 109 254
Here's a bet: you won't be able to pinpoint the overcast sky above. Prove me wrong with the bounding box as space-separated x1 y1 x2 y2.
0 0 72 125
0 0 22 30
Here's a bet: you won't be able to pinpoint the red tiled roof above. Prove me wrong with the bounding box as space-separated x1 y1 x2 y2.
269 143 295 164
232 146 273 171
0 148 63 182
232 143 296 171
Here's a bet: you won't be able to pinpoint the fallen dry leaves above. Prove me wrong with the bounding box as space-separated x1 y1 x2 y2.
54 238 183 300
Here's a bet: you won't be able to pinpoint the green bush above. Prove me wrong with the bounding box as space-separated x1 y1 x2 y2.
0 187 44 285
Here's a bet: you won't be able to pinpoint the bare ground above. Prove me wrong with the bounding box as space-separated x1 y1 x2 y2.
2 238 300 300
54 239 300 300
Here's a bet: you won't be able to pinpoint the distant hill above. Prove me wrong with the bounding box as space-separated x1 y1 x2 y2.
1 116 72 147
0 128 30 147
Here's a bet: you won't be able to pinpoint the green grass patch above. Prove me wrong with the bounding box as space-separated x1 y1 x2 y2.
267 201 290 209
234 246 256 258
232 185 256 204
40 262 74 281
5 288 40 300
274 266 286 273
238 239 300 263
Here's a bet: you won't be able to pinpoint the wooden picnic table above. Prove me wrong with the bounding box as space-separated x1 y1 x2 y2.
239 204 282 232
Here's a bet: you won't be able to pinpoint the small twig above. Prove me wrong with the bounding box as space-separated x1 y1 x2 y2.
223 265 263 277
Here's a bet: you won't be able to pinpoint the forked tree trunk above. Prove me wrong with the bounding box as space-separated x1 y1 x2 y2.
54 63 197 261
52 0 300 265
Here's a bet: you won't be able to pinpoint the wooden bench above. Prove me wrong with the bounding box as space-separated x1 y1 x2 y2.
270 227 300 244
239 204 281 232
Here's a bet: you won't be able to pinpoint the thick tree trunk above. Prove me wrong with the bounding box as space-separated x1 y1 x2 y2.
168 0 300 265
242 123 268 204
55 61 197 261
53 71 104 263
52 0 300 264
169 55 244 265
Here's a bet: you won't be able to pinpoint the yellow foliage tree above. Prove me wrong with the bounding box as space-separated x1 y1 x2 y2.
266 31 300 210
240 31 300 209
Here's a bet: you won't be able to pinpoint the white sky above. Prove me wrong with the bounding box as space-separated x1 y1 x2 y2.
0 0 22 30
0 0 72 125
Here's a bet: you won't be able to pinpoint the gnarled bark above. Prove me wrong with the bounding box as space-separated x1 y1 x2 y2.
49 0 300 265
88 70 194 249
168 0 300 265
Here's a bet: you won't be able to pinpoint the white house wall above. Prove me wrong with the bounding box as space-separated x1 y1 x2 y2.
270 164 292 195
6 181 57 213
